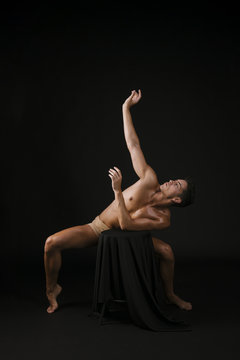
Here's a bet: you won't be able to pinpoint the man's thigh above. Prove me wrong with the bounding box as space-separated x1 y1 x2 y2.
49 224 99 250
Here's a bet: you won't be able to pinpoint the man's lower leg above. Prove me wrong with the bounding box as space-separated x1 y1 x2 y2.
44 248 62 294
158 255 175 298
158 252 193 310
44 247 63 313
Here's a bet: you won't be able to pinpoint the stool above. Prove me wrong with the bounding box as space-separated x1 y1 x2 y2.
88 229 191 331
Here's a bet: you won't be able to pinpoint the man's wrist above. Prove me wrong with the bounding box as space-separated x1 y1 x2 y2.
122 103 131 111
114 189 122 195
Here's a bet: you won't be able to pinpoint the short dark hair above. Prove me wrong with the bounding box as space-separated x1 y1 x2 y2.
172 176 196 207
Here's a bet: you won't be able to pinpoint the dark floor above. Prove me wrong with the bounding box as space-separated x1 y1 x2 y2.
1 257 239 360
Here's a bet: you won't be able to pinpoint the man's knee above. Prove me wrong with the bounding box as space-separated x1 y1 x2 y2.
156 242 174 261
44 235 61 253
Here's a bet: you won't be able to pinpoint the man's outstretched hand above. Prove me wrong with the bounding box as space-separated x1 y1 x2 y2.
108 166 122 192
123 89 142 109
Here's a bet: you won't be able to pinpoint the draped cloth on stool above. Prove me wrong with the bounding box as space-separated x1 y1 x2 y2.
90 229 192 332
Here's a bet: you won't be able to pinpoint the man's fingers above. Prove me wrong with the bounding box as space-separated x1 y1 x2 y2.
113 166 121 174
109 167 122 181
109 167 120 172
109 168 119 177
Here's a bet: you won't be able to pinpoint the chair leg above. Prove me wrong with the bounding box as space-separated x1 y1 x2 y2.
99 301 107 325
92 299 129 325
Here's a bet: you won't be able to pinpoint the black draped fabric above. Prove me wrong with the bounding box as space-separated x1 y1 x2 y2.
90 229 192 332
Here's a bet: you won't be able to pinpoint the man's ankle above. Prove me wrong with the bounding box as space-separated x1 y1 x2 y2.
165 291 175 298
46 286 55 294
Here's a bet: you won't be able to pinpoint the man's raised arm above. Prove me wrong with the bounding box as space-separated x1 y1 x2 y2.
122 90 158 183
122 90 142 148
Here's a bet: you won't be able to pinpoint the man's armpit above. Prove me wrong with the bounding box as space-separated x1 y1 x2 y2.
143 166 159 187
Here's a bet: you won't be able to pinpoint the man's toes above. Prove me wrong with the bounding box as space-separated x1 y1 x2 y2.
47 306 54 313
47 304 58 313
182 302 192 311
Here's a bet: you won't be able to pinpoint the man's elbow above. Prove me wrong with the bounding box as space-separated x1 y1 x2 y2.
159 220 171 230
127 141 141 151
120 223 127 231
119 220 132 231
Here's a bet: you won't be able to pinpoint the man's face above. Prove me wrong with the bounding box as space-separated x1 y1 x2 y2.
160 179 188 204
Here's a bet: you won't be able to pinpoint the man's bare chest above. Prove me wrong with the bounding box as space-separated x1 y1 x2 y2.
122 182 153 210
99 179 169 227
122 182 166 219
129 205 161 220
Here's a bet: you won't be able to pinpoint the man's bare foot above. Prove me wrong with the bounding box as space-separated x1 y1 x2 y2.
46 284 62 314
165 293 192 311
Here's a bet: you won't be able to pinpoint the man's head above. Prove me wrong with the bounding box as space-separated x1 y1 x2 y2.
160 176 196 207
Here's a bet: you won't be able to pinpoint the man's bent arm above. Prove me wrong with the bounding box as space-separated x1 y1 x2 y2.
114 189 132 229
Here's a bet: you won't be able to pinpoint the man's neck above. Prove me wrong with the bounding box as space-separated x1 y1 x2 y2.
151 185 172 209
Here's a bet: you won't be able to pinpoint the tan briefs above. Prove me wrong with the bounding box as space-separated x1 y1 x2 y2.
88 215 111 237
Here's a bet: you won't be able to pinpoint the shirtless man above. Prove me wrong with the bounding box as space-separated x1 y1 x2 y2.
44 89 195 314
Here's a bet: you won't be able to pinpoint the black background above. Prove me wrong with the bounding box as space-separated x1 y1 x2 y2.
1 3 239 358
2 4 239 262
